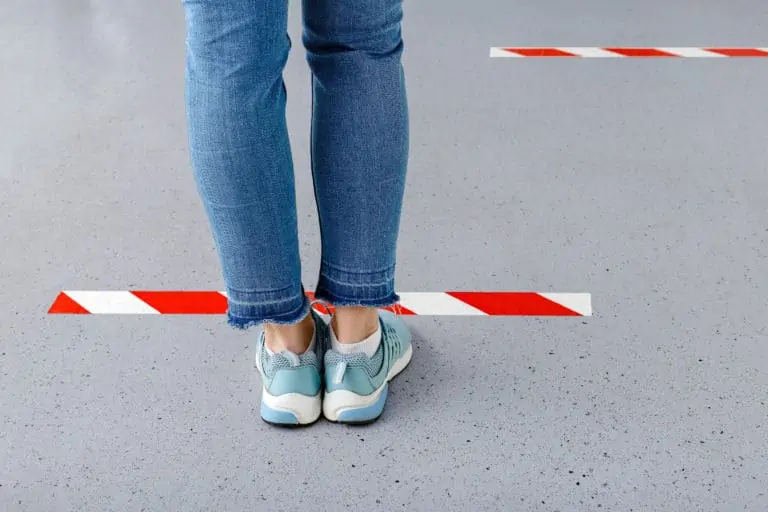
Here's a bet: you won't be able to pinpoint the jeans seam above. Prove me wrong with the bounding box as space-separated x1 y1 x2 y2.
227 297 301 306
318 274 392 288
226 283 296 295
320 260 396 275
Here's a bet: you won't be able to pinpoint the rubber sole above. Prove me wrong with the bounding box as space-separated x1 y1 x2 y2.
261 404 321 428
259 387 322 426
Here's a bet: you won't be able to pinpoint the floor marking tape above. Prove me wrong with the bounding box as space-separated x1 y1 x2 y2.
61 291 161 315
49 291 592 317
490 47 768 58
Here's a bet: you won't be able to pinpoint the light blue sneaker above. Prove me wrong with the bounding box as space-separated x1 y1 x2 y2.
322 309 413 424
255 307 329 426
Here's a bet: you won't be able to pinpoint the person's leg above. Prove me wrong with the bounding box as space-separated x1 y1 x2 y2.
183 0 310 339
302 0 409 330
302 0 412 423
183 0 321 424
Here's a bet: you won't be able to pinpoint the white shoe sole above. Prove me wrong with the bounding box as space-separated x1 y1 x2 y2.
261 387 322 425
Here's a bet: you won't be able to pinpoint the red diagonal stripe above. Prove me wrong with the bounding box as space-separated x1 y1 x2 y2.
502 47 578 57
48 292 90 314
445 292 581 316
130 291 227 314
307 292 415 315
312 301 333 315
704 48 768 57
603 48 676 57
381 303 416 315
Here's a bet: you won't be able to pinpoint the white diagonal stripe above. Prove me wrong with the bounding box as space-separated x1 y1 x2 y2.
397 293 487 315
537 293 592 316
489 47 524 58
218 291 228 298
63 291 161 314
557 47 623 58
656 47 725 58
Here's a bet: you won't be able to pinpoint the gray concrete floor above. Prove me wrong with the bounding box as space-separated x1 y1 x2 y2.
2 0 768 510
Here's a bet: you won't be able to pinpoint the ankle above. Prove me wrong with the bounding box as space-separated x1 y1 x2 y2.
331 306 379 344
264 313 315 353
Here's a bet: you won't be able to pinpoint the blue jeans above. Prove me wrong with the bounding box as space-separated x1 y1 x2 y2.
182 0 409 328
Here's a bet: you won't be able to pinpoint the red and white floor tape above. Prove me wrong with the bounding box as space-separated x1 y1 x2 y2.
48 291 592 316
490 47 768 58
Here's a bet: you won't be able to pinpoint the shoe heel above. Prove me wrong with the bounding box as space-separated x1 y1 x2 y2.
261 401 301 425
323 385 389 424
260 388 321 426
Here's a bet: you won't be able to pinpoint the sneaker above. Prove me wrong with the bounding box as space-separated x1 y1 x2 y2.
254 306 329 426
322 309 413 424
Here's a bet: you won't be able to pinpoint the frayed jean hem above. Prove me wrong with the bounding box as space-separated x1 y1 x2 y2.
314 264 400 308
226 292 311 330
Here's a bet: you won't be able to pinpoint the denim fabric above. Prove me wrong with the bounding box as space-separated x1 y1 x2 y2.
182 0 409 328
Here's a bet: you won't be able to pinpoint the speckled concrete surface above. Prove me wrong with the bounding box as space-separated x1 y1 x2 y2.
2 0 767 510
